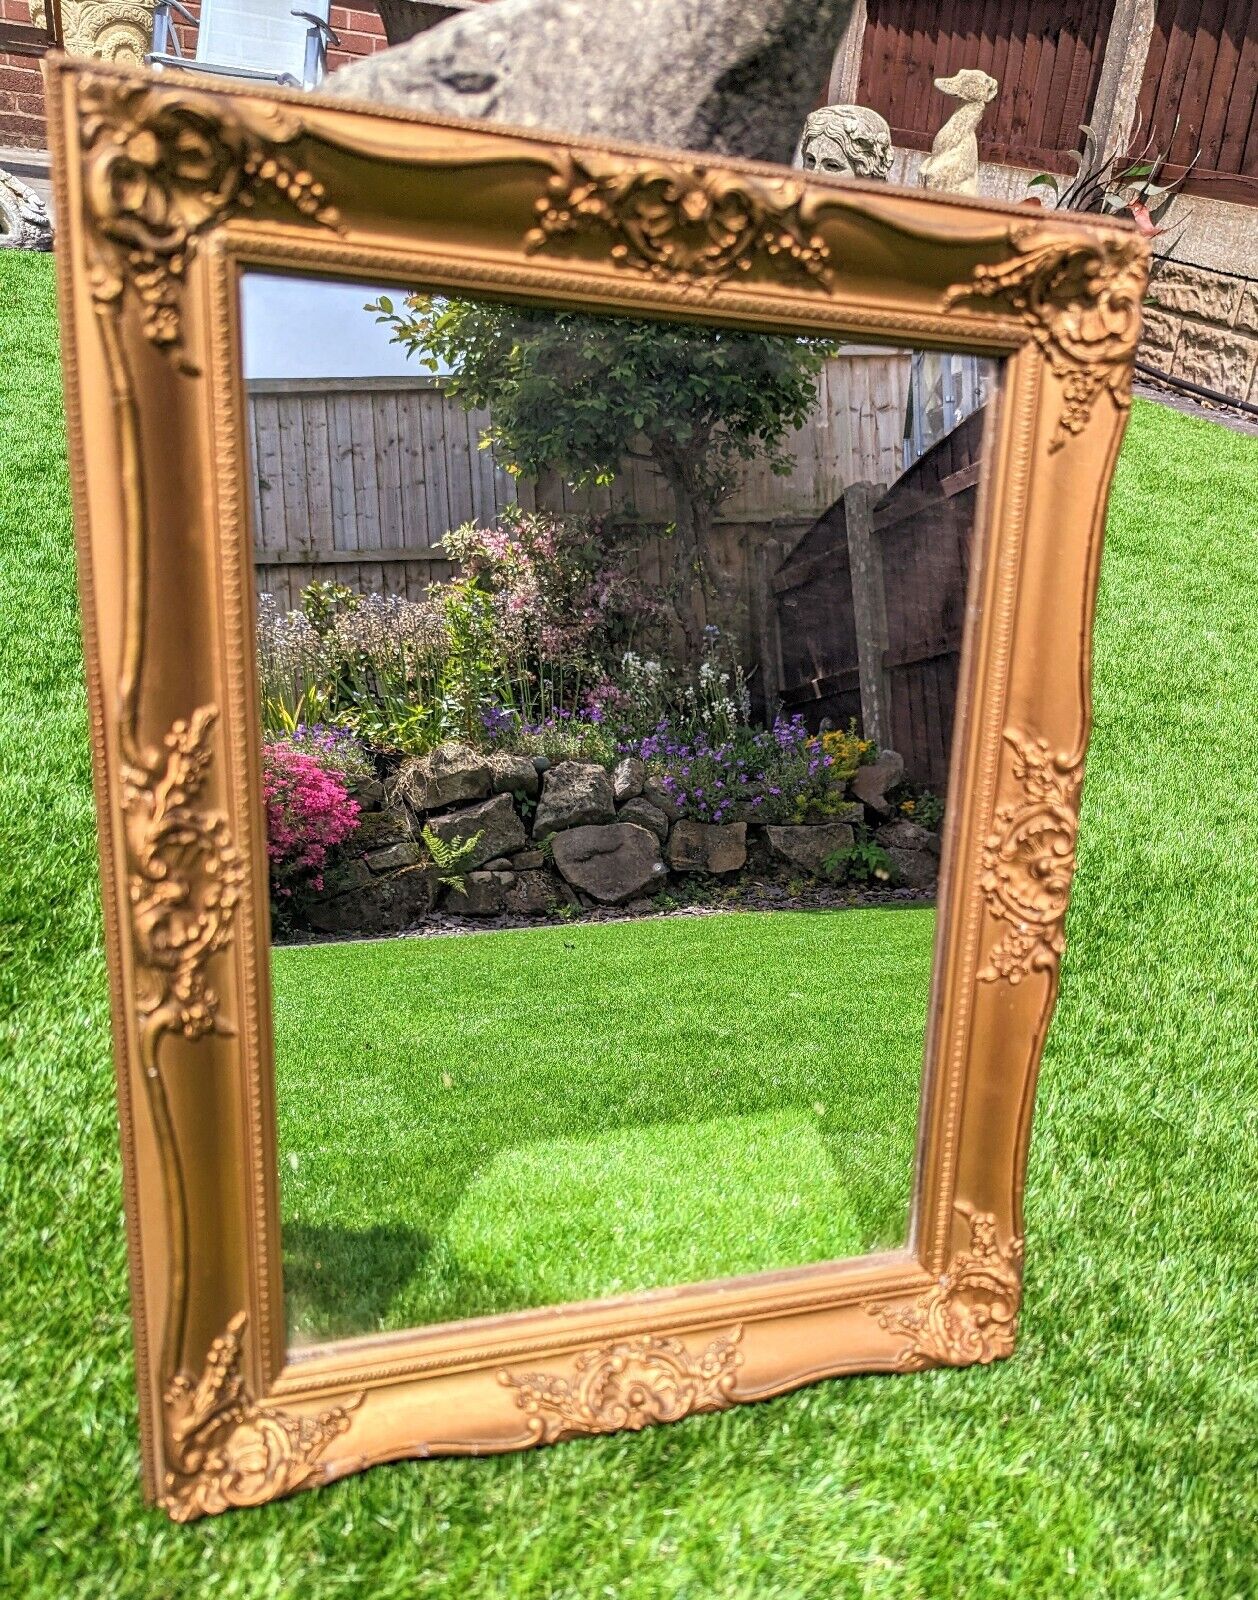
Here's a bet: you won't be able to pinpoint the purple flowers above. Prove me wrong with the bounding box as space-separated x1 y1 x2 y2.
623 712 843 825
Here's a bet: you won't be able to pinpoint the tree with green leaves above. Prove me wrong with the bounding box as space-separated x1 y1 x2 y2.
368 293 835 655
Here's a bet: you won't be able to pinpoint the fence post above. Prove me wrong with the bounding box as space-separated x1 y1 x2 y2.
845 482 893 749
753 537 785 715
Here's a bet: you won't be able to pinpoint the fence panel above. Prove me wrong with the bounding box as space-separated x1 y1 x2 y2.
248 376 514 610
771 405 988 790
1130 0 1258 204
857 0 1117 172
247 354 914 680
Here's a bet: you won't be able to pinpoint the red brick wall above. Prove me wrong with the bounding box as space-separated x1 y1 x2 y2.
0 0 394 153
0 0 49 149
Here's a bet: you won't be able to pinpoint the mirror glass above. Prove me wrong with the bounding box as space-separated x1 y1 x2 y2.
240 271 997 1349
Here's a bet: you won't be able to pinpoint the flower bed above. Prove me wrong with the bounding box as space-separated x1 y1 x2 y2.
258 533 945 939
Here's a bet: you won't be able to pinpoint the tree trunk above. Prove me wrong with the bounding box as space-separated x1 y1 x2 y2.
651 441 740 666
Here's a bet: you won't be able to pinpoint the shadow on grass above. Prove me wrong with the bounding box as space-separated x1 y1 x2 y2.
282 1219 532 1344
282 1221 434 1344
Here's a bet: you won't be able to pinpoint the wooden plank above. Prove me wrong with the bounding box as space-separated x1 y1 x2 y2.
779 666 862 708
347 391 382 554
1217 2 1258 174
395 390 427 552
845 481 894 749
372 390 406 553
246 375 446 395
418 389 453 550
275 393 313 550
445 395 478 532
300 393 334 551
326 393 359 552
252 547 454 565
250 395 288 554
1198 0 1250 165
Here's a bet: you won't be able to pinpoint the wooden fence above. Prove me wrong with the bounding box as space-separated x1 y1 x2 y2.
771 404 988 790
1131 0 1258 205
247 354 914 673
856 0 1118 173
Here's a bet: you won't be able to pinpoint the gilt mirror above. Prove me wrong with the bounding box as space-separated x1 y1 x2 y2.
48 57 1145 1519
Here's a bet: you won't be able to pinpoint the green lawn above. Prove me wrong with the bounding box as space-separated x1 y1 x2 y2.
274 909 932 1342
3 250 1257 1598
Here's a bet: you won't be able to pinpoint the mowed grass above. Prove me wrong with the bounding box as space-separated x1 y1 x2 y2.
273 909 932 1342
2 250 1257 1598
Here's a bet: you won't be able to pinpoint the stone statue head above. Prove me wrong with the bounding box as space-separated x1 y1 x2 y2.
934 69 998 106
799 104 893 181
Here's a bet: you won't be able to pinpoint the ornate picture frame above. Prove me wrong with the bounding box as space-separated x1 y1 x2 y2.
46 55 1146 1521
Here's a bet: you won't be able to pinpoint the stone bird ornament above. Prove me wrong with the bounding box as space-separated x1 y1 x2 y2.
920 68 998 195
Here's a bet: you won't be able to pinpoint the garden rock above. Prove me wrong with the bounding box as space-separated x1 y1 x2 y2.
667 820 747 874
766 821 855 876
533 761 615 838
505 870 556 916
483 857 515 871
850 750 905 815
617 797 670 842
427 791 527 869
887 847 937 892
365 841 424 874
329 0 858 167
510 850 545 871
303 865 437 935
612 757 646 804
354 808 413 851
551 822 667 904
642 777 681 821
397 742 490 813
876 819 938 854
486 750 540 798
446 869 514 916
317 858 373 895
349 777 385 811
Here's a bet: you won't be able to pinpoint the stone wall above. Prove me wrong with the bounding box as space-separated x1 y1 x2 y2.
291 743 941 938
1141 264 1258 406
0 0 46 150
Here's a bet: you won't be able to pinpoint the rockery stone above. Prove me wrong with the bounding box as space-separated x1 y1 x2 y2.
533 761 616 838
850 750 905 815
551 822 667 904
486 750 541 798
329 0 857 166
396 742 490 813
612 756 646 804
766 821 856 875
617 796 671 842
426 791 528 868
666 820 747 874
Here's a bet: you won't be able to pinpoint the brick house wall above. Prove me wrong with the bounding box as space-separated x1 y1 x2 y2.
0 0 392 152
0 0 48 149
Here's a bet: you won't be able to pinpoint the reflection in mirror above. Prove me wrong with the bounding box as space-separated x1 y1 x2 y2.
241 272 996 1349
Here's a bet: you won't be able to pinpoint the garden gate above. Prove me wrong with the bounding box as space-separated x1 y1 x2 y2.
771 404 987 791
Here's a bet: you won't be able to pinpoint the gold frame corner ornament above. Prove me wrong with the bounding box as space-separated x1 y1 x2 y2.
77 74 339 369
946 224 1149 450
47 56 1143 1519
161 1313 363 1522
870 1208 1023 1370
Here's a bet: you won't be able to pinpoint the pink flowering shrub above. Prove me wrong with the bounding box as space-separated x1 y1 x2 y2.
444 507 656 679
262 742 361 896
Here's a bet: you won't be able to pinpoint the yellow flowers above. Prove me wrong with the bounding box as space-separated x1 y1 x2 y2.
812 721 873 782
